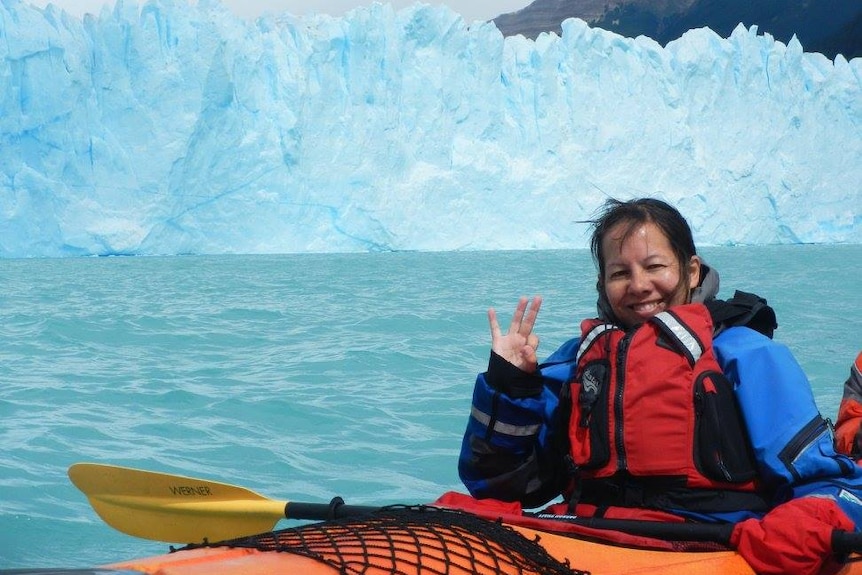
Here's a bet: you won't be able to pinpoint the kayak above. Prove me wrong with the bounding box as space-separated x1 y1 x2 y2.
103 540 755 575
103 511 759 575
94 503 862 575
63 463 862 575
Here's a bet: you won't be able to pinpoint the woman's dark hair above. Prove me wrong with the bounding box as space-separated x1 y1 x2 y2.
589 198 698 289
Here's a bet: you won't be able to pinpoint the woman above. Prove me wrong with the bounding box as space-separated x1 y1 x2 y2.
458 198 862 575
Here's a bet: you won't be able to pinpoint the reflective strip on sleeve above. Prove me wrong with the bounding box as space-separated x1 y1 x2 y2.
470 406 541 437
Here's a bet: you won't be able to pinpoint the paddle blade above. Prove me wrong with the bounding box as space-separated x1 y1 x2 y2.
68 462 287 543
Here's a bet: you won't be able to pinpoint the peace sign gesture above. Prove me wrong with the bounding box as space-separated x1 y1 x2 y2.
488 296 543 373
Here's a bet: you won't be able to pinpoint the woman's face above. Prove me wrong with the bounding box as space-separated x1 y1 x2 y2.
600 220 701 328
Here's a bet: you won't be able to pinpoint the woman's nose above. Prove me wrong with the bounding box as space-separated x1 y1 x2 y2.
629 268 650 293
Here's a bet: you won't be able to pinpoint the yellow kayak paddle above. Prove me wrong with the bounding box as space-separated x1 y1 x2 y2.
67 462 376 543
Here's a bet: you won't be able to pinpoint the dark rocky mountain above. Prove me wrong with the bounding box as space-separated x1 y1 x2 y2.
492 0 862 60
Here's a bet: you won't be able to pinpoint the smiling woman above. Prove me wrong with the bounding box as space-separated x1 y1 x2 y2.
26 0 533 22
459 197 862 575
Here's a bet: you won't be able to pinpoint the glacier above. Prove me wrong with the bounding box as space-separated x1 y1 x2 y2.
0 0 860 258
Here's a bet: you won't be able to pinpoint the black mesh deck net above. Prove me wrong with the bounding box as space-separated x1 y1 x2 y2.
179 505 590 575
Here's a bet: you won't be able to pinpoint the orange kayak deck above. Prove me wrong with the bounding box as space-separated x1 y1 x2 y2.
106 530 862 575
107 524 759 575
514 525 755 574
104 510 862 575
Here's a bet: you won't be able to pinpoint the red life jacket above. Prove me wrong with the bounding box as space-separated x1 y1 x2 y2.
565 303 768 513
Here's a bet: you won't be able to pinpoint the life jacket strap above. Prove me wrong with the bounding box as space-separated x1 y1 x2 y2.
578 475 771 513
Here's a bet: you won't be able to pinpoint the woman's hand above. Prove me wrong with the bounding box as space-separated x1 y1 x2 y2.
488 296 543 373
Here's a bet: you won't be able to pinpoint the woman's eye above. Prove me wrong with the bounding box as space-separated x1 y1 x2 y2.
609 270 628 279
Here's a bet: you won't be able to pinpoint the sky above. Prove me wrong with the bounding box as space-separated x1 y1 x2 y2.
26 0 533 23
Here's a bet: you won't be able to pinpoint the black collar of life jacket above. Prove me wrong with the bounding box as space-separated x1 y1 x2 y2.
704 290 778 339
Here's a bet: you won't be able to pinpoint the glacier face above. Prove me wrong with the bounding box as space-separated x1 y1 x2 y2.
0 0 860 258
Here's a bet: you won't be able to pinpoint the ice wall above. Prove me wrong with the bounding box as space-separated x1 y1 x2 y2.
1 0 860 257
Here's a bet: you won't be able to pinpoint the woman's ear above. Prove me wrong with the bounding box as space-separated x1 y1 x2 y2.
687 255 703 289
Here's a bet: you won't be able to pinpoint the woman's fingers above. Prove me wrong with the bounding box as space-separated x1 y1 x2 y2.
508 296 529 335
488 307 501 340
488 296 542 348
488 296 542 356
507 296 542 335
521 296 542 334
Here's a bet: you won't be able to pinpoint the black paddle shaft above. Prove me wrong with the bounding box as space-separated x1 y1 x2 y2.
285 497 378 521
833 530 862 555
283 497 862 555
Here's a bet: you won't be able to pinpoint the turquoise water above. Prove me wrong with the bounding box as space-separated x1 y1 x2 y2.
1 246 860 569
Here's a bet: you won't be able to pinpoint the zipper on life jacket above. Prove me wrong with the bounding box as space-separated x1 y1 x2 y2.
614 331 634 471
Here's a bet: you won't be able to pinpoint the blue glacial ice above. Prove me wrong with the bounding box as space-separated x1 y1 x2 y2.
0 0 860 257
